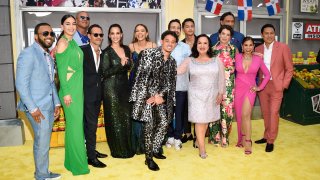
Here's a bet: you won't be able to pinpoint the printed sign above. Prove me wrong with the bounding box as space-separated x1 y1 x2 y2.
21 0 162 9
304 23 320 40
300 0 318 13
292 22 304 39
311 94 320 114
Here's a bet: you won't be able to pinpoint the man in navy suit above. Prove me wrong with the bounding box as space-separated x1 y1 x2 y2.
16 23 61 180
81 24 108 168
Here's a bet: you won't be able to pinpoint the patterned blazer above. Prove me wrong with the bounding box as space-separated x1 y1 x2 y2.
129 47 177 122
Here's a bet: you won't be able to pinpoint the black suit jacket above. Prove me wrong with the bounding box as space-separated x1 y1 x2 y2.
81 44 103 103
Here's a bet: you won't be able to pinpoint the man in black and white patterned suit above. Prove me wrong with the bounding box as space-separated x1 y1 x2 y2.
129 30 177 171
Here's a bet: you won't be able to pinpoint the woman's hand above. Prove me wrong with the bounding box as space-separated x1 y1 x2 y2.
250 86 260 93
120 56 129 66
216 93 223 105
64 95 72 107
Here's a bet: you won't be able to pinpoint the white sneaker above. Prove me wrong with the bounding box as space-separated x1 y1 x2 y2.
174 139 182 150
166 137 174 148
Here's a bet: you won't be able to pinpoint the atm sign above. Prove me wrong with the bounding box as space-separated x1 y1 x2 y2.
304 23 320 40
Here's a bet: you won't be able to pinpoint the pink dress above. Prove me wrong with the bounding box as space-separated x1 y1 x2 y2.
234 53 270 146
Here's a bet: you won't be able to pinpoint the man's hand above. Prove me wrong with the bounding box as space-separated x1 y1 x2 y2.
146 96 155 106
155 94 165 105
31 109 45 123
54 106 60 120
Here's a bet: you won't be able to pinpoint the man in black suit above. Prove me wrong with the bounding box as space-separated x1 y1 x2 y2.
81 24 107 168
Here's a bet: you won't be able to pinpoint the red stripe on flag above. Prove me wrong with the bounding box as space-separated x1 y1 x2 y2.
214 3 222 15
276 3 281 13
264 0 271 3
238 0 244 6
248 10 252 21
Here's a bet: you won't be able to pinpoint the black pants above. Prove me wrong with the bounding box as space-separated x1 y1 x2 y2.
84 100 101 160
167 91 188 140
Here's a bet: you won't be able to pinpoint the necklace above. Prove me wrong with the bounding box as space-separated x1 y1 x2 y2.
243 54 252 61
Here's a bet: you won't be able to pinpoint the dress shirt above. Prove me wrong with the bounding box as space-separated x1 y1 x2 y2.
90 44 101 72
263 41 274 80
171 41 191 91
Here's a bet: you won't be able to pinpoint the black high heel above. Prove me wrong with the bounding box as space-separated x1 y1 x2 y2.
193 138 198 148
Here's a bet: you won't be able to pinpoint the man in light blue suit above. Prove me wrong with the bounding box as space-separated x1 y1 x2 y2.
16 23 61 180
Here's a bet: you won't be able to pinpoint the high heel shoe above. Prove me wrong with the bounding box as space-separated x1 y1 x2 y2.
236 134 246 148
193 138 199 148
199 153 208 159
244 139 252 155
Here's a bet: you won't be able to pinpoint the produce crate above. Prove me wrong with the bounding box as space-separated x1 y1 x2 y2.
50 127 106 147
280 64 320 125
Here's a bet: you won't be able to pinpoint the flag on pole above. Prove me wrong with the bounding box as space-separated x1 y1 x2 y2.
205 0 224 15
238 0 253 21
265 0 281 16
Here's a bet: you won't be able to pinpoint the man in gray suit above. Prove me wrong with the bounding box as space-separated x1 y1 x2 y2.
16 23 61 180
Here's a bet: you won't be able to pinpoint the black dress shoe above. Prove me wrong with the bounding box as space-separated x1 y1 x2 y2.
153 153 166 159
95 150 108 158
145 158 160 171
255 138 267 144
265 143 274 152
88 158 107 168
181 134 194 143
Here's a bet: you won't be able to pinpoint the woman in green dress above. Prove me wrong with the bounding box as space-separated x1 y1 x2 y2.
102 24 134 158
55 14 90 175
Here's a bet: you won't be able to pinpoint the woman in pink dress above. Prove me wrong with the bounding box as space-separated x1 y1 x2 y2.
234 37 270 154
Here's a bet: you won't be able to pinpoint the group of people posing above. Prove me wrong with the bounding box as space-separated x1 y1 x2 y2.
15 11 293 179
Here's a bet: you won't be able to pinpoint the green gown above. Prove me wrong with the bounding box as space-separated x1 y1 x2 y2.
56 36 90 175
102 45 134 158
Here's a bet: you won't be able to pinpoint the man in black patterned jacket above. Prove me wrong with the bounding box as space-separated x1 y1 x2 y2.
129 31 177 171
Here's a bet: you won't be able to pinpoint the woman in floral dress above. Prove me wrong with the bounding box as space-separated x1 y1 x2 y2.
208 25 237 147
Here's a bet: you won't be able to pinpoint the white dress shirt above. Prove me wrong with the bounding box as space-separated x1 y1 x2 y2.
263 41 274 80
90 45 101 72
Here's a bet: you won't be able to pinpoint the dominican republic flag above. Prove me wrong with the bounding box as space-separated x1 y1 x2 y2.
238 0 252 21
205 0 224 15
265 0 281 16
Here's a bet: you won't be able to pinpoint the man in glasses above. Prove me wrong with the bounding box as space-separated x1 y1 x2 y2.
74 11 90 46
81 24 108 168
16 23 61 180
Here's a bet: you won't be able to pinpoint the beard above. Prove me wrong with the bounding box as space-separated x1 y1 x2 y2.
38 37 53 49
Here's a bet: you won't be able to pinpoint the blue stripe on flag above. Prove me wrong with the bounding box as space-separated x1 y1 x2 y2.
238 9 245 21
205 0 214 12
267 5 275 15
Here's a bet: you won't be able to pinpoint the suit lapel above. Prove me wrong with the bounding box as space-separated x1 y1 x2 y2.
33 44 53 81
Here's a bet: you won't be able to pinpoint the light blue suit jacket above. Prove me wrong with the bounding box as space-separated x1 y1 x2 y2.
15 42 60 112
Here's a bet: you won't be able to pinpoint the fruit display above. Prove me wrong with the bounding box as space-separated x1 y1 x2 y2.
52 104 105 132
293 68 320 89
292 51 318 65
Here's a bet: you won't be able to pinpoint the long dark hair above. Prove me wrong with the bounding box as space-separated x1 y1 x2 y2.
108 24 124 48
241 36 255 53
57 14 76 42
191 34 213 58
131 24 150 43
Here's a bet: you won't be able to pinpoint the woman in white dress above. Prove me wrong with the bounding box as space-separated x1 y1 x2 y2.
177 34 225 158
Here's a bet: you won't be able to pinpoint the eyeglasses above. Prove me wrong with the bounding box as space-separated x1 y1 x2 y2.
80 16 90 21
40 31 55 37
92 33 104 38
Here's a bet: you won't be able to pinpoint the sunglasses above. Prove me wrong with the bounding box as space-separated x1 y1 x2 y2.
92 33 104 38
40 31 55 37
80 16 90 21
